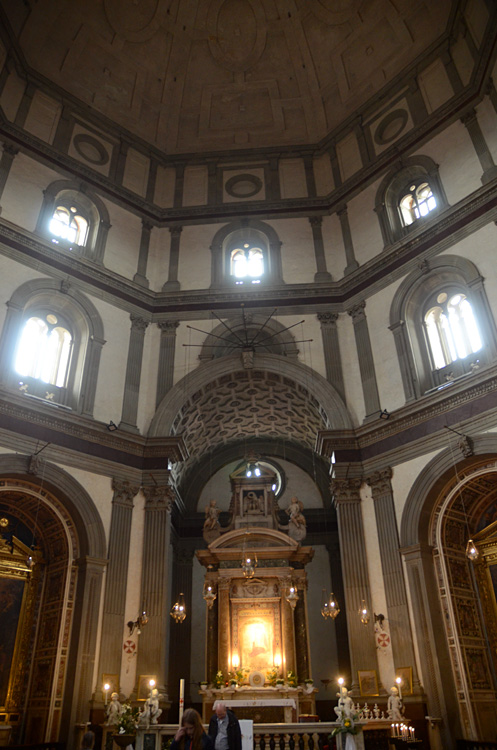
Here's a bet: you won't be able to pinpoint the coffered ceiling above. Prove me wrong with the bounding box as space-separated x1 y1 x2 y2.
2 0 453 154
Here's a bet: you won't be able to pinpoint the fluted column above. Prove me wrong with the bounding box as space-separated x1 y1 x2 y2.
135 484 174 694
331 478 383 693
366 468 422 694
309 217 332 282
317 312 345 401
461 108 497 184
168 541 195 704
218 578 231 677
156 320 180 407
347 302 381 421
163 226 182 291
97 479 139 692
133 221 153 288
337 205 359 276
119 315 149 433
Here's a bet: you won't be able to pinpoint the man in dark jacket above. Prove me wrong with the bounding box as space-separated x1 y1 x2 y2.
208 702 242 750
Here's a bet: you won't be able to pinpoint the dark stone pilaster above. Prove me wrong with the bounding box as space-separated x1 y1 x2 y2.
462 108 497 184
168 541 195 703
163 226 182 292
133 221 153 288
317 312 345 401
119 315 149 433
156 320 179 408
309 217 332 282
347 302 381 421
0 143 18 203
337 205 359 276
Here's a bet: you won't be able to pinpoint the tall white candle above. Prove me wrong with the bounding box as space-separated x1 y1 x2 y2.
179 678 185 724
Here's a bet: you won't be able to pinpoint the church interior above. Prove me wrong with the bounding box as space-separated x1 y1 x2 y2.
1 1 497 749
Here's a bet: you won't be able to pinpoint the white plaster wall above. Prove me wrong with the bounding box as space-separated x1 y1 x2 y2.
24 90 62 144
183 165 208 207
367 285 405 412
346 179 384 265
154 165 176 209
55 464 114 540
418 58 453 114
269 218 315 284
451 34 475 86
173 319 206 387
313 153 334 197
102 201 142 281
177 225 211 290
0 69 25 121
391 450 440 532
137 322 161 434
306 544 338 694
360 483 395 691
413 120 482 205
279 158 307 199
337 313 364 426
147 226 171 292
0 257 46 333
337 132 362 182
91 299 130 425
123 149 150 198
1 154 60 232
464 0 490 47
300 315 327 382
322 212 346 281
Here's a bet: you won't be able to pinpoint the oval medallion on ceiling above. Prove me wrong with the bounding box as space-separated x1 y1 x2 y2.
207 0 266 72
104 0 170 43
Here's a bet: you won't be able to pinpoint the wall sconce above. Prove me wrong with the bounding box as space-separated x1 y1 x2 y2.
170 592 186 623
374 612 385 628
107 420 118 431
203 581 217 608
285 583 299 609
379 409 390 420
358 600 370 625
321 589 340 619
127 610 148 636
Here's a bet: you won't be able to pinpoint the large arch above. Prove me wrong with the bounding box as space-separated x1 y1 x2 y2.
0 454 107 749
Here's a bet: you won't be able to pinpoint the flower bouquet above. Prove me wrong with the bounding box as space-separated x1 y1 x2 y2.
113 703 140 747
329 709 361 750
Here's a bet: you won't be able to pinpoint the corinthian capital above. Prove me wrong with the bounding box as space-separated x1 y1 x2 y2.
365 467 393 499
330 477 362 504
143 485 175 509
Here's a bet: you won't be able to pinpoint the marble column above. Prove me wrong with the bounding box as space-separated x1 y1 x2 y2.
309 217 332 282
0 144 18 202
134 484 174 695
133 220 153 288
168 541 195 704
97 479 139 693
156 320 180 407
163 226 182 292
347 302 381 422
119 315 149 433
218 578 231 677
366 468 422 694
461 108 497 184
331 478 383 693
337 205 359 276
317 312 345 401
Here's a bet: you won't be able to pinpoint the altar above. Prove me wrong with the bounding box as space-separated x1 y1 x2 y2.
201 686 315 723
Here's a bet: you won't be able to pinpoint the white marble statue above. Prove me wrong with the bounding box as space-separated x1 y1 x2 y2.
140 688 162 728
334 686 354 719
286 496 307 541
105 692 122 726
203 500 221 542
387 686 404 721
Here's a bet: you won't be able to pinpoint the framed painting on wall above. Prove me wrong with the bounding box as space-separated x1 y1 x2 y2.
358 669 379 696
396 666 413 695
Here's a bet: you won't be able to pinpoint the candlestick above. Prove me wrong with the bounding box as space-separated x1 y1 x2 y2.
179 678 185 724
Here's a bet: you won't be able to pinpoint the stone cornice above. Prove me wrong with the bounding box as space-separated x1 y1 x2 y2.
0 388 188 480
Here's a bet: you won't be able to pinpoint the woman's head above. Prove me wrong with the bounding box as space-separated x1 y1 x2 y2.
181 708 204 749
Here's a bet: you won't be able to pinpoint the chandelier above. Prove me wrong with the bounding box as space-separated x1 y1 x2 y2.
241 550 257 578
321 589 340 619
358 599 370 625
170 593 186 623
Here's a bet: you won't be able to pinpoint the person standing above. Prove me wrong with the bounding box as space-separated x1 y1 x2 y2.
208 702 242 750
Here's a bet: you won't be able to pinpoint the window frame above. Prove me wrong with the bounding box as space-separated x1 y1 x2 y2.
210 220 284 289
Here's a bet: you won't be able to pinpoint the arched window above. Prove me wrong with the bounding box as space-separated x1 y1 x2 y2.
49 204 89 247
424 291 482 371
376 157 448 246
15 313 73 389
231 244 264 284
389 257 497 401
36 180 110 264
0 279 105 415
210 220 284 289
399 180 437 227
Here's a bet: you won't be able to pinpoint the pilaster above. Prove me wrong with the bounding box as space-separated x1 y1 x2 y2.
162 226 182 292
331 478 383 693
309 217 332 282
281 576 297 676
337 205 359 276
97 479 139 693
168 541 196 704
317 312 345 401
347 302 381 421
366 468 422 694
218 578 231 677
156 320 180 407
0 143 18 204
134 484 174 695
206 597 219 682
133 221 153 288
119 315 149 433
461 108 497 185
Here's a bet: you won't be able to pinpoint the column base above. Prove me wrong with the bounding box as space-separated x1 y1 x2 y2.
162 280 181 292
344 260 360 276
133 273 150 288
314 271 333 282
481 166 497 184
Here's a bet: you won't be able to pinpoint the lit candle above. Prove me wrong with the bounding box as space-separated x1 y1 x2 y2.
395 676 403 701
391 724 394 737
103 682 110 706
338 677 344 686
179 678 185 724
